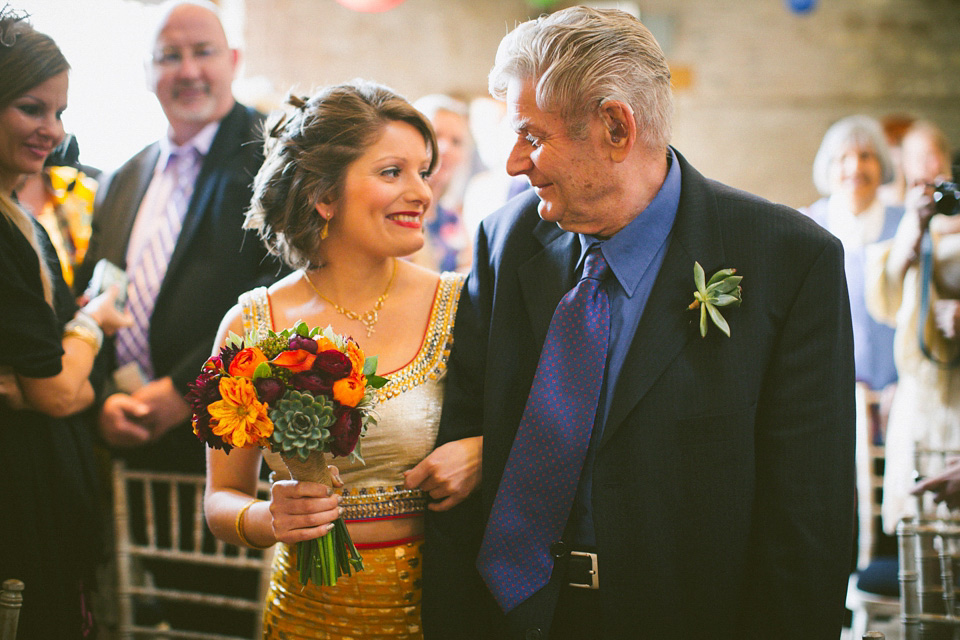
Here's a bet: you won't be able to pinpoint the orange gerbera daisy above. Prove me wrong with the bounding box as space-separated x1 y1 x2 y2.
208 377 273 448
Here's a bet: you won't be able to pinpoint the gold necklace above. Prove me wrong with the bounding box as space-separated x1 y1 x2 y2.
303 259 397 337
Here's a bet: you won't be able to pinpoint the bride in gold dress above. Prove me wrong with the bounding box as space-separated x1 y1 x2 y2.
203 80 482 639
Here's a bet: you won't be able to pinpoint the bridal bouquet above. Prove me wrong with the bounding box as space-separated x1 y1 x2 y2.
188 321 387 586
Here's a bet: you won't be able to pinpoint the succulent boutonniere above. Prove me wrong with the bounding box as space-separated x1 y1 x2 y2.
688 262 742 337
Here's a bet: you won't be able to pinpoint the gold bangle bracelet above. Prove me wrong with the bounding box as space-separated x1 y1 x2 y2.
62 326 101 355
235 498 271 549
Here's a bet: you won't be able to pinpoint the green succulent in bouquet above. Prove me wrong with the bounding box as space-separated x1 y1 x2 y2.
269 391 336 461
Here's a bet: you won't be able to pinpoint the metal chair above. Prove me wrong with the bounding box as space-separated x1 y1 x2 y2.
112 459 273 640
898 514 960 640
848 383 901 639
0 579 23 640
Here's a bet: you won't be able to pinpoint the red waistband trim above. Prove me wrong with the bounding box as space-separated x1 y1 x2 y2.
354 534 425 550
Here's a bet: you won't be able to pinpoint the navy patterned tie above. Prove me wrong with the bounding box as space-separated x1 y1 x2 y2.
477 245 611 612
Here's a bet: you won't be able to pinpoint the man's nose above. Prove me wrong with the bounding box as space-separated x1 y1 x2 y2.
505 139 531 177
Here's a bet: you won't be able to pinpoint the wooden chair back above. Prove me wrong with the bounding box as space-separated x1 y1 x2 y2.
0 580 23 640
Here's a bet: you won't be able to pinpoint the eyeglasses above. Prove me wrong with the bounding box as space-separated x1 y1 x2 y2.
152 44 224 68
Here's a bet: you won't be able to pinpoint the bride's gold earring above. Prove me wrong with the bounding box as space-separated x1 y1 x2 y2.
319 217 330 240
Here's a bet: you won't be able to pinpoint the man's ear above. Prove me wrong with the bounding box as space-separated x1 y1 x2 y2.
599 100 636 162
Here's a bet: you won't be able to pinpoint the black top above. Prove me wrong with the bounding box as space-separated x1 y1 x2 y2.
0 213 103 639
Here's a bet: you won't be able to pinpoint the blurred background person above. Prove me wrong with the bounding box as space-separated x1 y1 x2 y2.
460 96 529 241
802 115 901 395
876 113 915 209
16 133 98 288
410 93 471 272
867 119 958 537
0 8 129 638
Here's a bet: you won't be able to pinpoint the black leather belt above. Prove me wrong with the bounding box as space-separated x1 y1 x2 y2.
566 550 599 590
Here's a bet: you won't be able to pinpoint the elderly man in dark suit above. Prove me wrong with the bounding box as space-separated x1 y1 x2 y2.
75 0 281 474
422 6 856 640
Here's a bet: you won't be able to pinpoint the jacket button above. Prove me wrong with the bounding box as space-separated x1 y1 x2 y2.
549 541 567 558
524 629 542 640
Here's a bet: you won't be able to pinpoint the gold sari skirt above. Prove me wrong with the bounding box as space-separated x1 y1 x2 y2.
262 538 423 639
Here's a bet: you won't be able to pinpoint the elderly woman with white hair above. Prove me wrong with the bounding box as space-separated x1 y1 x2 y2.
802 115 902 393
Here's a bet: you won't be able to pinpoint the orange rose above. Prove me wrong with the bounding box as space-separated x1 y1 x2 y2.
271 349 317 373
333 374 366 408
228 347 268 378
314 335 337 352
345 340 366 376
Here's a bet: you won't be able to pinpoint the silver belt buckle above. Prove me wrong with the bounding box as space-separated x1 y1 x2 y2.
568 550 599 590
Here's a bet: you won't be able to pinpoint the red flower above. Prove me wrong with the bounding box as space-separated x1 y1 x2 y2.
288 335 319 354
313 349 352 380
329 407 362 457
272 349 317 373
254 377 286 404
289 371 333 395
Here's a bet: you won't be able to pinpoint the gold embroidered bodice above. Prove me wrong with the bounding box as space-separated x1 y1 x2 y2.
238 271 464 520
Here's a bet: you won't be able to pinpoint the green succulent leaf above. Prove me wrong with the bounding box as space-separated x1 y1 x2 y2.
706 275 743 295
706 303 731 337
699 303 708 337
694 261 706 292
706 268 736 287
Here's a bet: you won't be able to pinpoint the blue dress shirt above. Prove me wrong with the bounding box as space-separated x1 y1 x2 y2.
568 148 681 545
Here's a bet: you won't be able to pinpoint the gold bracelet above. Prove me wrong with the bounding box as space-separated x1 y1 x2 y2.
62 325 101 355
235 498 271 549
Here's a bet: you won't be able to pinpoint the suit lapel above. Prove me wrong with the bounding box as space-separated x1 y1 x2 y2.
164 102 243 283
600 153 726 447
518 220 579 348
106 146 159 268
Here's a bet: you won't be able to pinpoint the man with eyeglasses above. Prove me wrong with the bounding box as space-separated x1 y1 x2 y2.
74 1 283 633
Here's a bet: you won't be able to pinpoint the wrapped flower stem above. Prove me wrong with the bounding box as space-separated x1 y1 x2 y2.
283 451 364 587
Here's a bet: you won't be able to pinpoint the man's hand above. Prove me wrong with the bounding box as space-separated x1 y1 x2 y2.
913 459 960 511
99 392 152 447
132 376 192 440
404 436 482 511
934 299 960 339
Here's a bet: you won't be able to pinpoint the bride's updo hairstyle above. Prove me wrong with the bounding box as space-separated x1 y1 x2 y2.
246 79 438 270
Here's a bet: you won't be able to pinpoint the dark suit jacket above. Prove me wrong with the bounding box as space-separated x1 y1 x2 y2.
75 102 285 472
423 150 856 640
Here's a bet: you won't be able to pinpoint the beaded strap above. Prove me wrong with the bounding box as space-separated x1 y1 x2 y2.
340 484 428 521
377 271 465 401
239 286 272 341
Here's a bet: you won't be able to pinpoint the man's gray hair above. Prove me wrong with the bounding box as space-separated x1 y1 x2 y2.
488 6 673 149
812 115 895 196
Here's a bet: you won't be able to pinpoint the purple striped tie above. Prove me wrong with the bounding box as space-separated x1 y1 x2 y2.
115 148 198 379
476 245 611 612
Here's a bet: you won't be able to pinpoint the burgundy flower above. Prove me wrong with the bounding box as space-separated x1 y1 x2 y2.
254 377 286 404
312 349 352 380
219 343 242 373
288 335 318 354
289 371 333 395
329 407 362 457
186 373 232 452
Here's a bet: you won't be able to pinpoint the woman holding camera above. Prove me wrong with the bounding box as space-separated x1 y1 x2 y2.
0 9 129 639
866 120 960 532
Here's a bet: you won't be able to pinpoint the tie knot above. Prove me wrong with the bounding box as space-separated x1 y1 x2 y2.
167 146 198 172
582 247 608 282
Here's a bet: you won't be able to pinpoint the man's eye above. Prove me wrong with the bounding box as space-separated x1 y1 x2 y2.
525 134 541 148
194 45 217 59
156 51 182 65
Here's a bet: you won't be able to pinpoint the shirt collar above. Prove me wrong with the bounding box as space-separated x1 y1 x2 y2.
157 119 220 172
578 147 681 296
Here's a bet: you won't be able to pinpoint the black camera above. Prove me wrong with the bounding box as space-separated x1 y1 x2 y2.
934 180 960 216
